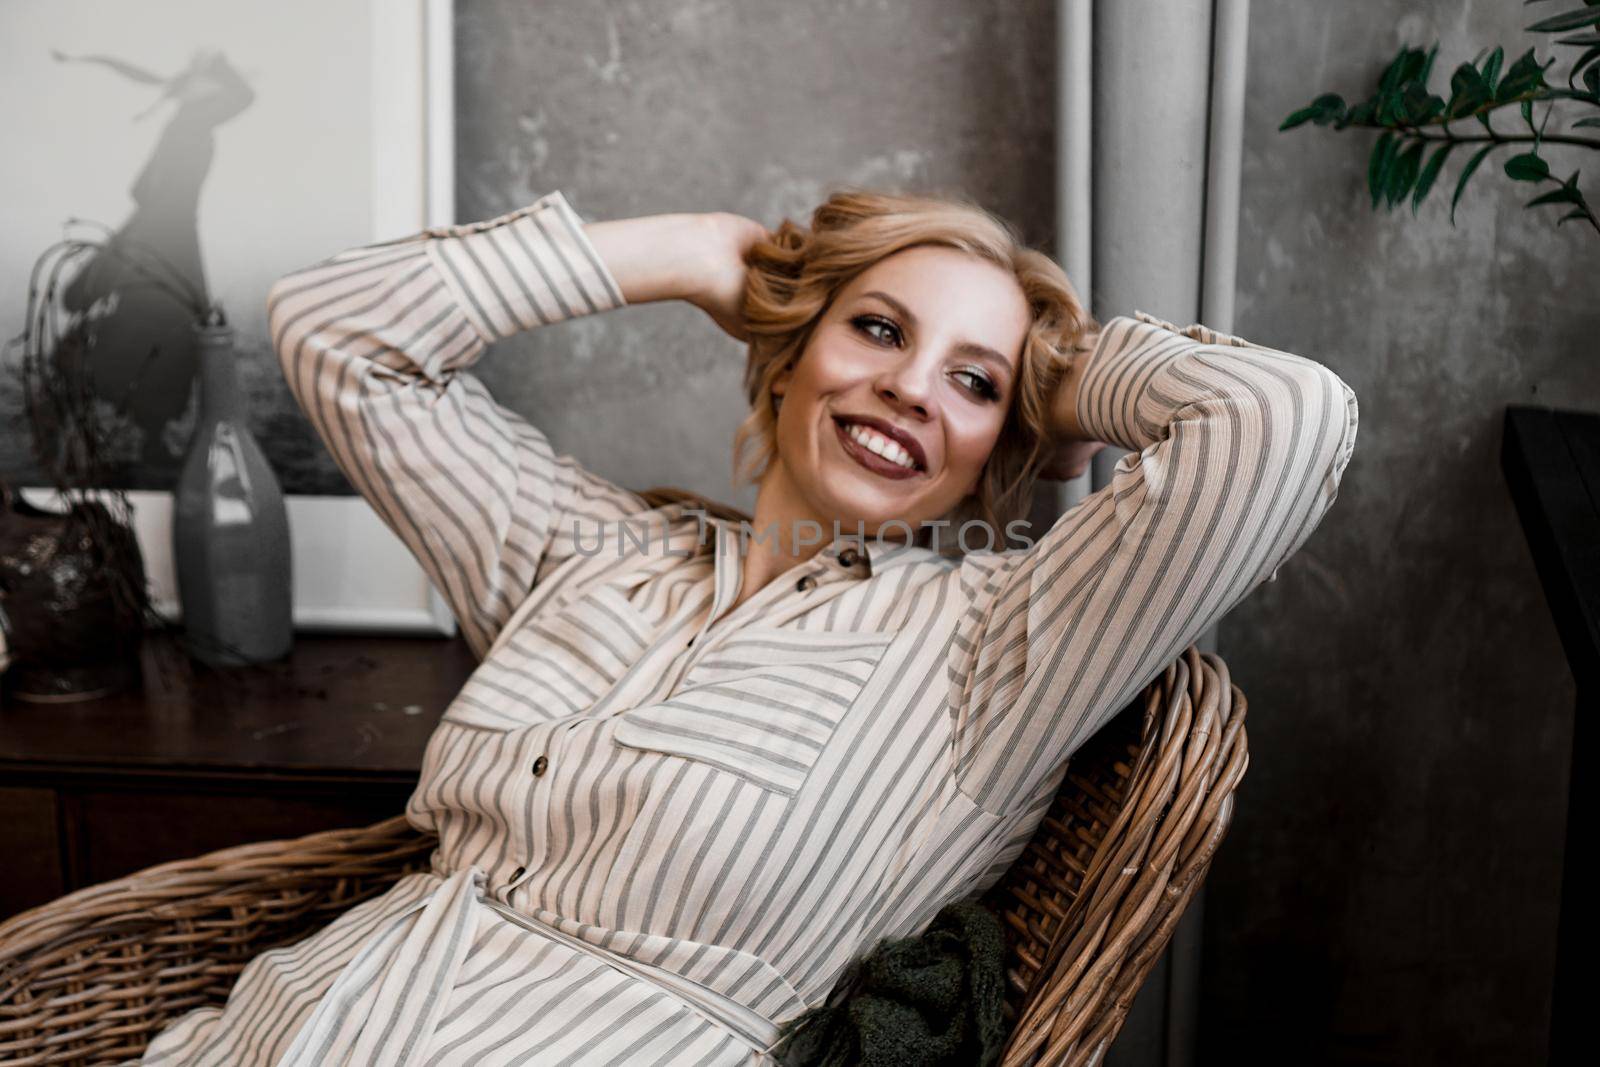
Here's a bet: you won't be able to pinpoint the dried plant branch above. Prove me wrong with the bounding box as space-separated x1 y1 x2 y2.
2 222 220 634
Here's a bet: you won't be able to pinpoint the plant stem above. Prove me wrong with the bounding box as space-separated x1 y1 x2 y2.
1400 130 1600 149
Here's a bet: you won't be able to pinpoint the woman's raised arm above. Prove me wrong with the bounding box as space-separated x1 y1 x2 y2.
585 209 768 340
266 191 736 658
945 312 1360 817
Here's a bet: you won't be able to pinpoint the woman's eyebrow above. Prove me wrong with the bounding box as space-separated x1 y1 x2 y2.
860 290 1015 383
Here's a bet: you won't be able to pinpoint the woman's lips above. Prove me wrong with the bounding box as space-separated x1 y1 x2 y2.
833 420 922 481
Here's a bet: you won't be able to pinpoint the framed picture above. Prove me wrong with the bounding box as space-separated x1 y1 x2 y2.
1 0 458 634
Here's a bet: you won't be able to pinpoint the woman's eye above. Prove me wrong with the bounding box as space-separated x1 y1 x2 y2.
954 368 1000 401
851 314 901 347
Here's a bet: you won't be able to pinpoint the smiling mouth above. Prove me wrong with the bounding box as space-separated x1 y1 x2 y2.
832 418 925 480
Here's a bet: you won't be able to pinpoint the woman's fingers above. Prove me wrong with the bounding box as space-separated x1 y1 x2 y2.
691 213 766 342
1038 438 1109 481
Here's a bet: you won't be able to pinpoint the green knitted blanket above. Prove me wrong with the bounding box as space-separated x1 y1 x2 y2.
770 899 1009 1067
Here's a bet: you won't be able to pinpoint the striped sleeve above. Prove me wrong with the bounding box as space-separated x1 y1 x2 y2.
266 190 646 659
946 311 1360 815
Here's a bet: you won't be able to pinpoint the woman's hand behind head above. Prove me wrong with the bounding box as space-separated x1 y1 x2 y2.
581 208 764 339
1037 437 1109 482
686 212 769 342
1039 341 1110 480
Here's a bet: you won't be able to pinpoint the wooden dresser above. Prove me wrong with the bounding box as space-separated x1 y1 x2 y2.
0 630 477 920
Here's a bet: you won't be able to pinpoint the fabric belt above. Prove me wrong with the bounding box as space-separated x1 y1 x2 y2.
481 895 784 1061
272 867 784 1065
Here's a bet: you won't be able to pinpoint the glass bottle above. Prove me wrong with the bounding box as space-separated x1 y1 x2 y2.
173 312 292 665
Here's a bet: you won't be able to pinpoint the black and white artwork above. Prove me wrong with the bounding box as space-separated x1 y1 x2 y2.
0 0 412 495
1 0 458 633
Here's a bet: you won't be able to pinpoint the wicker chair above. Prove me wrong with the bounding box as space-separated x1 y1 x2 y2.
0 642 1245 1066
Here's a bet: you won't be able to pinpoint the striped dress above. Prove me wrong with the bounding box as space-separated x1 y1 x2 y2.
132 191 1358 1066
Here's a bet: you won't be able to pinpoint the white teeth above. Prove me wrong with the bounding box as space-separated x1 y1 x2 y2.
844 422 917 470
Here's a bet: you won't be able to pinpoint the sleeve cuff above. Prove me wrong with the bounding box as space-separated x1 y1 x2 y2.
424 190 628 343
1075 310 1286 452
1074 312 1191 451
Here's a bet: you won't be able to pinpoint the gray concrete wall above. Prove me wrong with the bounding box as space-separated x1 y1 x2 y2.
1202 2 1600 1063
456 1 1596 1062
455 0 1055 511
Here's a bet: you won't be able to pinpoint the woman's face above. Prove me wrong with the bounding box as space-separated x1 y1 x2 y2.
769 245 1030 538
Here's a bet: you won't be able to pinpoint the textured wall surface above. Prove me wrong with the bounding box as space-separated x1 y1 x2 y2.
461 2 1597 1063
454 0 1054 510
1202 2 1600 1063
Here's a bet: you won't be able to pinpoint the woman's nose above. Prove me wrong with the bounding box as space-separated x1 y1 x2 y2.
875 360 935 419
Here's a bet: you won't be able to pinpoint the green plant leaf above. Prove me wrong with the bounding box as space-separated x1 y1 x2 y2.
1451 143 1496 223
1505 46 1548 78
1280 108 1316 131
1448 61 1492 117
1481 44 1505 89
1527 8 1600 31
1525 184 1584 207
1412 142 1455 214
1398 82 1435 122
1496 47 1554 98
1388 141 1424 208
1378 48 1412 96
1381 137 1409 208
1565 179 1591 227
1574 115 1600 126
1418 43 1439 87
1282 92 1347 130
1568 45 1600 89
1450 61 1489 98
1555 32 1600 43
1368 131 1396 209
1505 152 1551 181
1402 45 1430 84
1377 87 1402 125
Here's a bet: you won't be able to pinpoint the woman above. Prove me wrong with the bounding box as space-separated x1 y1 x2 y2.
134 188 1357 1065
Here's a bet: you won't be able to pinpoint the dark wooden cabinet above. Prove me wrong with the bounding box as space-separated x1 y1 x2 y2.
0 630 477 921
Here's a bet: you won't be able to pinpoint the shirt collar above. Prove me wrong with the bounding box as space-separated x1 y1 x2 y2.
692 511 875 579
818 532 873 577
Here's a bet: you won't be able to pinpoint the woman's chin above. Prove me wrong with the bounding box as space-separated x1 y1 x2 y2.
824 474 916 517
805 449 945 533
818 489 937 536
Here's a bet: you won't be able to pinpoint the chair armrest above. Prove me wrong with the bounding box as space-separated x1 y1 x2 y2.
0 815 435 1066
990 647 1250 1066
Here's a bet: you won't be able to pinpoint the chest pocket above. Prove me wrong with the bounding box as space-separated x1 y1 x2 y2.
611 626 897 796
443 581 656 730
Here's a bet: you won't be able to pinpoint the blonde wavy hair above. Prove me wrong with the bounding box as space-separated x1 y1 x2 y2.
730 187 1101 544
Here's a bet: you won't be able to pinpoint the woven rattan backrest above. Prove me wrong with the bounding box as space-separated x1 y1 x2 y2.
989 647 1248 1066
